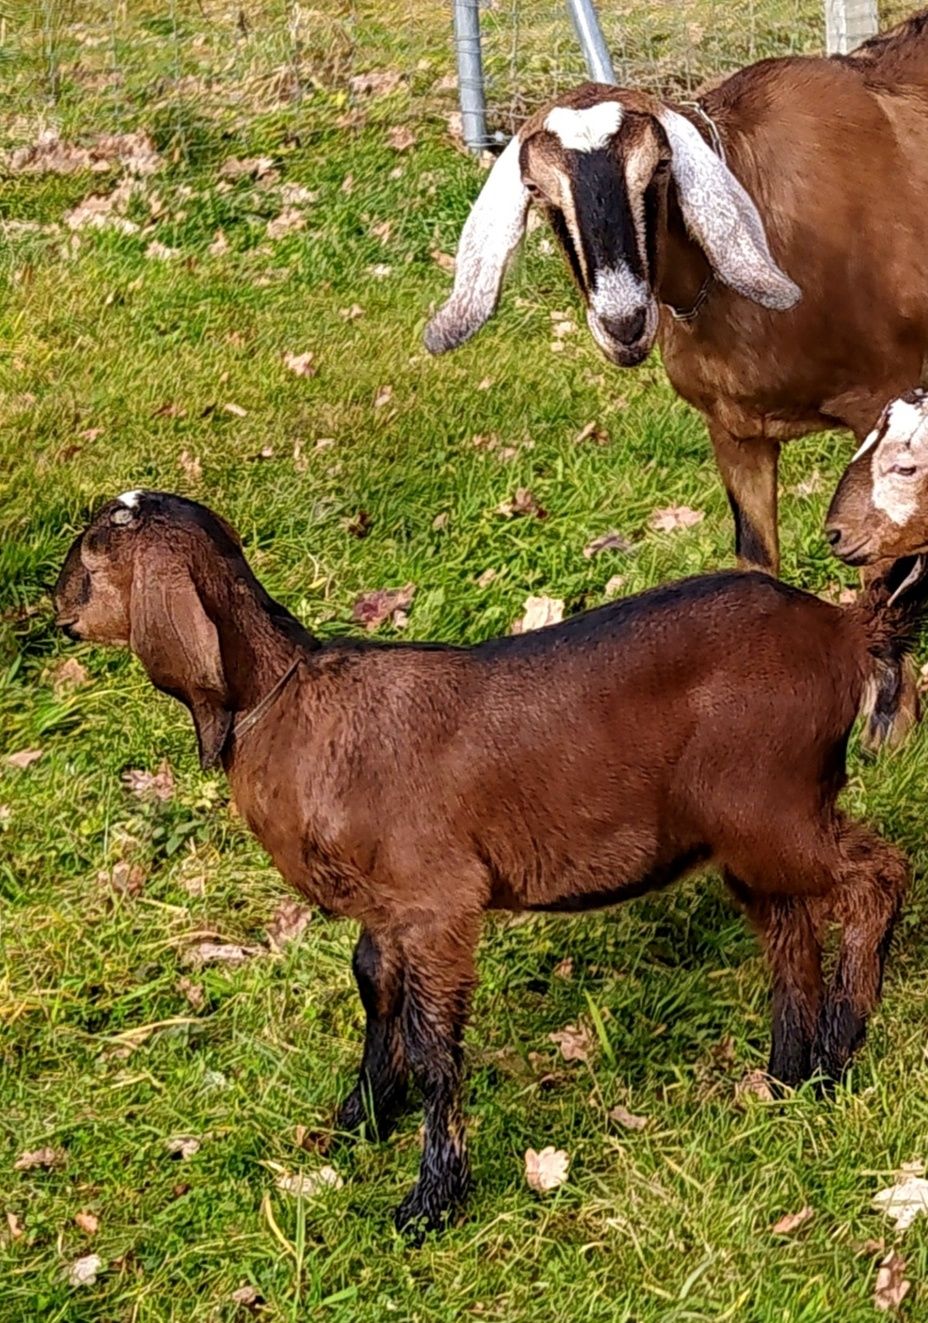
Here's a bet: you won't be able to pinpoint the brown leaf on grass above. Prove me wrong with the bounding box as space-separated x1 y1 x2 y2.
14 1146 61 1171
875 1251 911 1312
6 1212 23 1240
278 182 317 206
50 658 89 693
387 125 417 152
476 568 497 589
74 1211 99 1236
734 1069 774 1102
431 249 455 273
524 1147 569 1194
145 239 179 261
371 219 392 243
512 595 564 635
373 384 393 408
873 1165 928 1232
340 303 364 321
231 1283 265 1311
78 427 104 442
65 181 139 236
342 510 373 539
283 350 316 378
771 1205 814 1235
432 512 449 531
176 977 204 1009
179 450 202 483
67 1253 103 1287
152 401 186 419
349 69 405 98
554 958 573 980
608 1104 649 1131
266 208 305 239
208 229 229 257
5 748 43 770
97 860 146 897
648 505 705 533
583 530 633 559
604 575 626 598
549 1022 593 1064
122 761 174 802
276 1166 343 1197
369 262 392 278
8 130 160 176
223 402 247 418
165 1136 200 1160
496 488 547 519
219 155 276 180
181 941 262 969
266 898 312 952
573 420 610 446
352 584 416 632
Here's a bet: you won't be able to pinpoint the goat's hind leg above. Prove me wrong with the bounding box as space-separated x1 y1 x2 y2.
812 821 907 1082
733 878 823 1088
336 928 409 1140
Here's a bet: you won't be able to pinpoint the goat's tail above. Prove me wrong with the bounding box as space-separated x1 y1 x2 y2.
847 566 926 752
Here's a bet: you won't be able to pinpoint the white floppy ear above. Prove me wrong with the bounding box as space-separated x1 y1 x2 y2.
424 135 530 354
657 108 800 312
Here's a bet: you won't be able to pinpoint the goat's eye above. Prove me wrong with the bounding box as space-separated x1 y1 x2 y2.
892 463 917 478
524 180 546 202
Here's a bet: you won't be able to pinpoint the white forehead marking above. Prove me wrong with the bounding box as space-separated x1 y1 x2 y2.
852 396 928 463
116 489 143 508
544 102 623 153
869 397 928 525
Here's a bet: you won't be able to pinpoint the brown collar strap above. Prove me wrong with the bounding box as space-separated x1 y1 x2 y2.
233 657 301 745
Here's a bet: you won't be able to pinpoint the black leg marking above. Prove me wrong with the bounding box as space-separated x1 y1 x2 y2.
336 930 408 1141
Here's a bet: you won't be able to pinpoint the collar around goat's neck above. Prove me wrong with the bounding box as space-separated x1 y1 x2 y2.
664 99 724 324
232 656 302 746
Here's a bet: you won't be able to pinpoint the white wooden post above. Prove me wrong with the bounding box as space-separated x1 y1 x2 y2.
825 0 878 55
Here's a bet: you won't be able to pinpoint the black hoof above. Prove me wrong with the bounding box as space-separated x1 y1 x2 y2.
334 1081 407 1142
394 1176 468 1244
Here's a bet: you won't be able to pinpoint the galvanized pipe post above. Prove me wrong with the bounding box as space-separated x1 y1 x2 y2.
565 0 615 84
824 0 878 54
453 0 490 152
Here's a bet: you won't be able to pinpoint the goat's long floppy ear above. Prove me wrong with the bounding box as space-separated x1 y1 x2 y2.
130 557 232 770
657 108 801 311
424 135 530 354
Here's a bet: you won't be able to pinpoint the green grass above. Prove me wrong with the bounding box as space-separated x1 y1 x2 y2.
4 2 928 1320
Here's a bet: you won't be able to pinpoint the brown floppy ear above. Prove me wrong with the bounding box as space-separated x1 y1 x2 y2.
129 556 232 770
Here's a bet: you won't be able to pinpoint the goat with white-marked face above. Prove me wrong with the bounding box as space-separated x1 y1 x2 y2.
827 390 928 570
425 84 798 368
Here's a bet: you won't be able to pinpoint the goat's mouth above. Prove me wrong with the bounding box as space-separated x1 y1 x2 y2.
585 304 658 368
54 612 83 639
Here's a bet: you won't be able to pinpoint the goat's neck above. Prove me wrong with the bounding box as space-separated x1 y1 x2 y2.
654 193 712 317
214 581 313 715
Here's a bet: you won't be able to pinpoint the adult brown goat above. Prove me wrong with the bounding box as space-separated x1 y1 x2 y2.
426 11 928 580
56 491 909 1236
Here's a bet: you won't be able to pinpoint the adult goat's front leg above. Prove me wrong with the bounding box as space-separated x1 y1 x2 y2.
812 822 907 1082
336 928 409 1140
393 915 480 1241
711 426 780 574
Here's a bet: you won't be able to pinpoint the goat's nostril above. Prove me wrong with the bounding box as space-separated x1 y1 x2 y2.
825 526 843 548
601 308 648 346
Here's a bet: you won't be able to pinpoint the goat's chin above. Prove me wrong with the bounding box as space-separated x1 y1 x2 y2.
586 309 658 368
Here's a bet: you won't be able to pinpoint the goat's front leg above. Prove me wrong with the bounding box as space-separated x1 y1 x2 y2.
393 914 480 1241
812 823 907 1082
739 887 823 1088
710 425 780 574
336 928 409 1140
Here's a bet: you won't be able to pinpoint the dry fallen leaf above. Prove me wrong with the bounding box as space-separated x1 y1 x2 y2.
771 1205 814 1235
14 1146 61 1171
342 510 373 539
583 530 633 559
373 384 394 408
874 1250 911 1312
476 568 497 589
145 239 179 261
122 761 174 802
340 303 364 320
74 1211 99 1236
97 860 146 897
648 505 705 533
180 941 262 969
604 575 627 598
371 219 392 243
5 748 43 770
50 657 89 693
512 595 564 635
873 1165 928 1232
176 976 204 1009
283 350 316 378
369 262 392 278
6 1211 23 1240
276 1166 343 1197
266 208 305 239
349 69 404 98
553 957 574 980
574 420 610 446
179 450 202 483
223 402 247 418
431 248 455 273
352 584 416 632
549 1022 593 1064
266 898 312 952
219 155 276 180
496 488 546 519
165 1136 200 1160
8 130 160 177
524 1147 569 1194
231 1283 264 1310
734 1069 774 1102
608 1104 649 1131
208 229 229 256
387 125 417 152
278 182 316 206
67 1253 103 1287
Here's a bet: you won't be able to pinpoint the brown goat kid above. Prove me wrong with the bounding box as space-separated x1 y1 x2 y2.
426 11 928 581
56 492 910 1236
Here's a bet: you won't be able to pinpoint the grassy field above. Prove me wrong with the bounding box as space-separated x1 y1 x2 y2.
4 2 928 1320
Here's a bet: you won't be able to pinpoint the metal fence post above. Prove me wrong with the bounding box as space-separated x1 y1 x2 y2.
453 0 490 152
824 0 878 54
565 0 616 84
